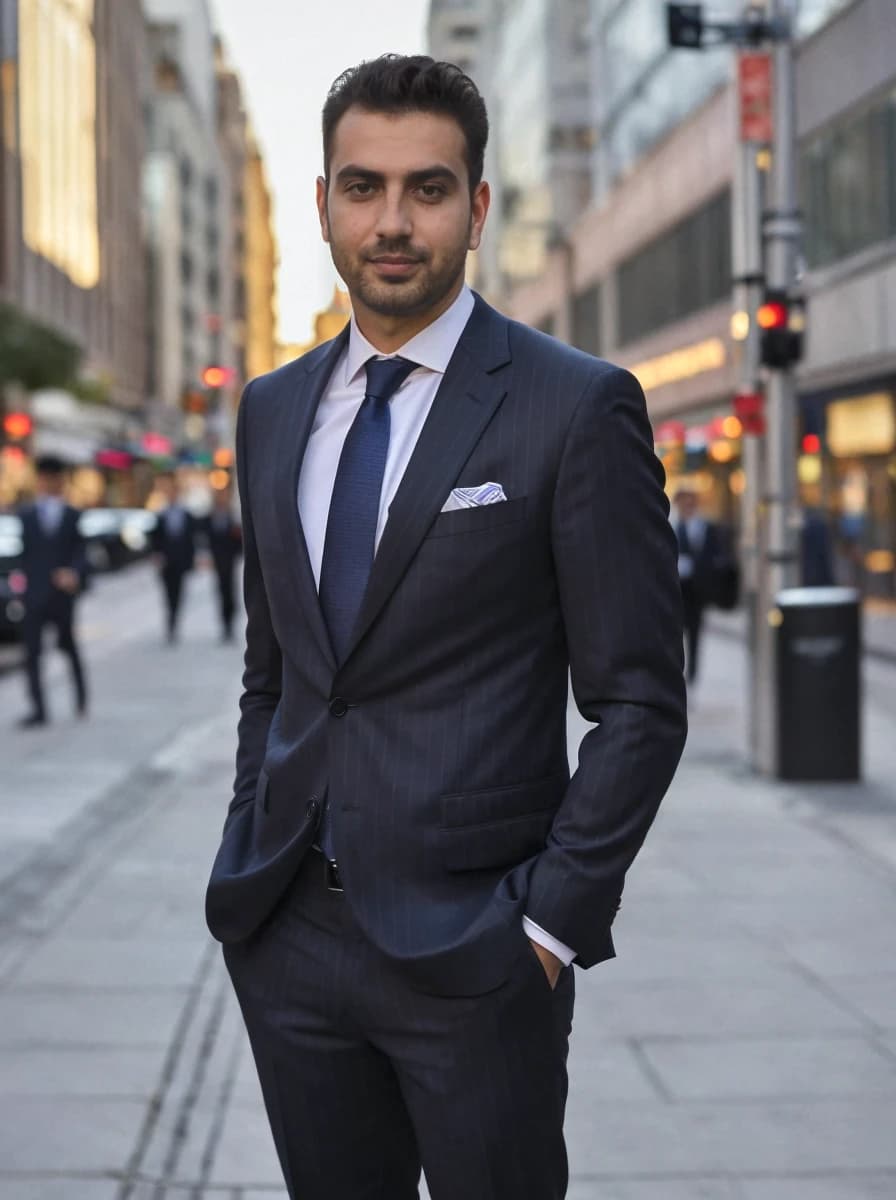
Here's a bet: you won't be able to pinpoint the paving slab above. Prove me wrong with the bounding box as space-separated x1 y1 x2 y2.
0 1046 166 1097
639 1033 896 1100
737 1175 896 1199
0 989 190 1048
0 1183 120 1200
567 1183 741 1200
11 937 205 990
0 1095 146 1172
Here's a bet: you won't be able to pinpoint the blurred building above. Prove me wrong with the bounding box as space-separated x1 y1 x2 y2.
243 134 278 382
276 287 350 366
0 0 146 418
142 0 247 455
499 0 893 601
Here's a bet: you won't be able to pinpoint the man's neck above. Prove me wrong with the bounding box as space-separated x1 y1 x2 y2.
352 279 465 354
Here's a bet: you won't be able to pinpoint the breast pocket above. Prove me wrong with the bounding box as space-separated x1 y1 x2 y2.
425 496 527 540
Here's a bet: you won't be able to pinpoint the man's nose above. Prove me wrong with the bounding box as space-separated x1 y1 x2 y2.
375 189 413 239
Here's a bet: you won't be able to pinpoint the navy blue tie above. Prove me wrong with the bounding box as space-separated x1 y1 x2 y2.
316 356 416 859
319 356 417 662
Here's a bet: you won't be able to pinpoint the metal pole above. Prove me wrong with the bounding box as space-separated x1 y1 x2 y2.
732 135 765 769
757 0 801 774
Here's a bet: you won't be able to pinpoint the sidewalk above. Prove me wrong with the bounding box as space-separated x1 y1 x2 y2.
1 564 895 1198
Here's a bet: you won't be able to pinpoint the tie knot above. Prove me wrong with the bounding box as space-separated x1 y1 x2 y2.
364 356 417 402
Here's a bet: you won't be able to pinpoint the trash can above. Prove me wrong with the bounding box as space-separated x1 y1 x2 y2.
774 587 861 781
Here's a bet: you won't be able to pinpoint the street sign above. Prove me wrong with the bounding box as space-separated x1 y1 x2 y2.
738 53 773 143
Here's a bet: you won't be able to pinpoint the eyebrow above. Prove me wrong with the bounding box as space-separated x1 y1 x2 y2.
334 164 460 187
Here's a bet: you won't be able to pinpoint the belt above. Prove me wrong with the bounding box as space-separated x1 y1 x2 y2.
312 845 344 893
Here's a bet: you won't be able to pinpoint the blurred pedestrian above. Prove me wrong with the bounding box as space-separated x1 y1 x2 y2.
17 455 88 728
673 485 726 684
207 55 686 1200
150 472 196 644
204 485 242 642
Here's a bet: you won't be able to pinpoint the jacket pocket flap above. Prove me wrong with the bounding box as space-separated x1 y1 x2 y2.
440 774 562 830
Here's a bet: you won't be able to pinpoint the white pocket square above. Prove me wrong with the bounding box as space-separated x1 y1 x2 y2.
441 483 507 512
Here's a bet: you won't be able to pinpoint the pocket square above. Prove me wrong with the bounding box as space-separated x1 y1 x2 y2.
441 483 507 512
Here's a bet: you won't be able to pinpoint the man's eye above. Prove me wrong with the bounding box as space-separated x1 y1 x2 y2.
418 184 446 200
347 182 374 196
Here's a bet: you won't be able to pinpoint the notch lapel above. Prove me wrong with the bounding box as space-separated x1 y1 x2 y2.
344 298 511 662
273 328 349 671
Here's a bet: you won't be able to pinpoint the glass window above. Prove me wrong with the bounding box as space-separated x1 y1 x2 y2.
617 190 730 345
801 90 896 268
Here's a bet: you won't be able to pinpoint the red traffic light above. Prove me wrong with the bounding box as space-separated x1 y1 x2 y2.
3 411 33 439
201 365 233 388
802 433 821 455
757 300 788 330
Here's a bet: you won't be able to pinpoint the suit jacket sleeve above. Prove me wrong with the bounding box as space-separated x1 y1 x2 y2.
69 508 89 589
524 366 687 966
226 381 283 829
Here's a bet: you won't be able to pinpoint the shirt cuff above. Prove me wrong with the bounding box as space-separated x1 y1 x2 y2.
522 916 576 967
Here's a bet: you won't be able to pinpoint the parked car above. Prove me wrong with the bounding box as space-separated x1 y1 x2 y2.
78 507 158 573
0 514 26 641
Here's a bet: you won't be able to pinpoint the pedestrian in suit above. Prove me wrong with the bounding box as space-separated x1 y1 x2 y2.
17 455 88 728
673 486 724 684
206 56 687 1200
150 472 196 643
204 486 242 642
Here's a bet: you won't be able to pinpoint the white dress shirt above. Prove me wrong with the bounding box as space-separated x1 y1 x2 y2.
37 496 65 535
296 285 576 969
676 515 707 580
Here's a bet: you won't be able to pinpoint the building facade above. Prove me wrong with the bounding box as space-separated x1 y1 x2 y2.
243 133 278 382
505 0 894 601
142 0 235 449
0 0 146 415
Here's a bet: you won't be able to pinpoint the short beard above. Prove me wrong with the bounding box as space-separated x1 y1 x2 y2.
329 231 470 320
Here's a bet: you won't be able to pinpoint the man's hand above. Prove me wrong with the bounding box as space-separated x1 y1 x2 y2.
529 939 563 990
51 568 79 594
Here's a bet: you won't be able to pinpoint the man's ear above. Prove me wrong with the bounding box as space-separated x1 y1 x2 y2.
468 180 490 252
316 177 330 243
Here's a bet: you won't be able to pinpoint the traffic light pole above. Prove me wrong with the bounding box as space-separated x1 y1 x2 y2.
756 0 801 774
732 135 765 768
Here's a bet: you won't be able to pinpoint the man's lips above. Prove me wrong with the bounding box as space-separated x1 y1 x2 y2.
368 256 423 277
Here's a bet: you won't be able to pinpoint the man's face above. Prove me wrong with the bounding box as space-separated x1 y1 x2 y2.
676 493 698 520
317 107 489 326
36 471 64 498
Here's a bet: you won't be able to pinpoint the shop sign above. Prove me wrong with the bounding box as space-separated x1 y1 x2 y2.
827 392 895 457
738 53 773 144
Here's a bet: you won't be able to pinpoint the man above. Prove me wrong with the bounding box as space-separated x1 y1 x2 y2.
204 485 242 642
673 485 725 684
206 56 686 1200
150 472 196 643
18 455 88 728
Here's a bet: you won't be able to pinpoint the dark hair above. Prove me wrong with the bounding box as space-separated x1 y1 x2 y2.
322 55 488 191
35 454 66 476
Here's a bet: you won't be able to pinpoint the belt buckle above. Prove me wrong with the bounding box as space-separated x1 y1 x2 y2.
324 858 344 893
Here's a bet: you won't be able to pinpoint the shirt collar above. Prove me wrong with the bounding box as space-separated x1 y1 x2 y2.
343 285 475 386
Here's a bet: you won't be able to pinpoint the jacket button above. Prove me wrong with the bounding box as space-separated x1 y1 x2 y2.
329 697 349 717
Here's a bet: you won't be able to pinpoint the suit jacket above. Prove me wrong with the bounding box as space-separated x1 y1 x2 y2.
19 503 87 610
204 511 243 571
676 518 726 606
205 295 687 995
151 508 197 574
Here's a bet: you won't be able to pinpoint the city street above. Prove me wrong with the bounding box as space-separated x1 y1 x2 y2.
1 563 895 1199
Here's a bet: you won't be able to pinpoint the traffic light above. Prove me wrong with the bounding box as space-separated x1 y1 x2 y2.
757 290 804 370
667 4 704 49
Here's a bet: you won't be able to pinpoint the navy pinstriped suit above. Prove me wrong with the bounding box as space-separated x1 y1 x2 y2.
206 294 687 1199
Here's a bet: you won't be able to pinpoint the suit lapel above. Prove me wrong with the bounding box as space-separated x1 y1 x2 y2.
273 328 349 670
344 297 511 662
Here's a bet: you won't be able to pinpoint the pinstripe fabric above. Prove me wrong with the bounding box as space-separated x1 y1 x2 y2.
224 848 574 1200
206 291 687 998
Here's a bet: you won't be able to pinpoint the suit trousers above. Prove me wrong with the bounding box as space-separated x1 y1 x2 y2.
680 578 704 683
22 596 87 719
213 559 236 637
223 851 575 1200
160 566 188 636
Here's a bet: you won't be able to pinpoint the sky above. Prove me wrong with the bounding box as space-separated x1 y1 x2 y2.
209 0 429 345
